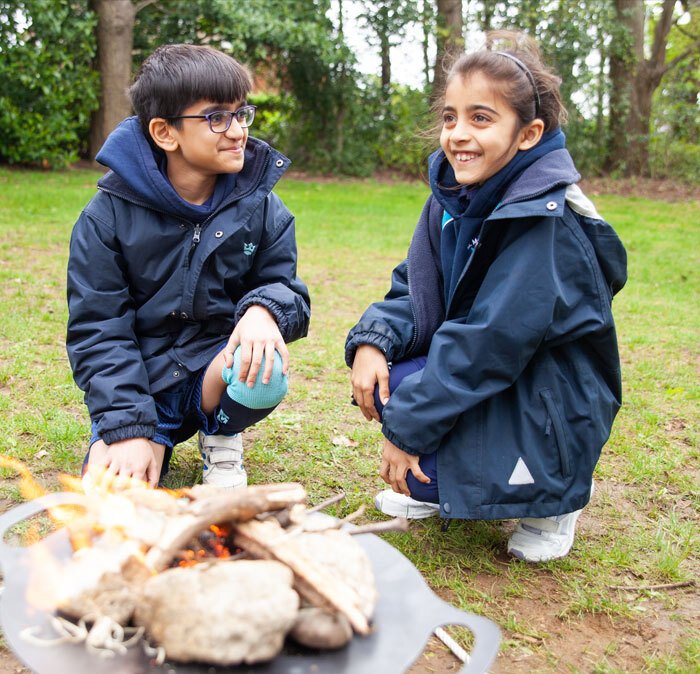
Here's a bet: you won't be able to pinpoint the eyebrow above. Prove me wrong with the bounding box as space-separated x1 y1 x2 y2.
443 104 500 116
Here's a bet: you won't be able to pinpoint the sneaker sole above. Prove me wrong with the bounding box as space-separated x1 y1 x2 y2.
374 494 440 520
507 508 582 563
507 483 594 563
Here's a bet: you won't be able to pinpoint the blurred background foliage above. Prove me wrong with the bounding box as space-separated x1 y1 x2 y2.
0 0 697 181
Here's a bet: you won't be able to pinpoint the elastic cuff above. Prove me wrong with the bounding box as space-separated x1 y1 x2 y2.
101 424 156 445
236 297 288 335
344 333 393 367
381 424 421 456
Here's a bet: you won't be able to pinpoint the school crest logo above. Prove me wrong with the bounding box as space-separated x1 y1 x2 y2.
243 242 256 256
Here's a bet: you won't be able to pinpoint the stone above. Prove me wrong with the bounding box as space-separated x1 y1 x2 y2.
289 607 353 649
134 560 299 665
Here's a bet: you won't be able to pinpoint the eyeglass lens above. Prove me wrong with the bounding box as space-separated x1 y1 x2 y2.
209 107 255 132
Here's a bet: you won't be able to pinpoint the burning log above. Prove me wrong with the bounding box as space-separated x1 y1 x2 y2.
144 482 307 571
27 481 383 666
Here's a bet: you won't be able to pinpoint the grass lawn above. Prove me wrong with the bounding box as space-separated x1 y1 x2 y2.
0 167 697 673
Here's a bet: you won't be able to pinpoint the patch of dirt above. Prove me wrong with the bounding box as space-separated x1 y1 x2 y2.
285 171 699 202
578 177 699 202
0 652 28 674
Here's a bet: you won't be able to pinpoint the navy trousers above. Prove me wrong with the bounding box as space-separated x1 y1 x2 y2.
373 357 439 503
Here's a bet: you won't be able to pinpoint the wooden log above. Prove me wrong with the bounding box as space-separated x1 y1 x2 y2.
233 519 371 635
145 483 307 571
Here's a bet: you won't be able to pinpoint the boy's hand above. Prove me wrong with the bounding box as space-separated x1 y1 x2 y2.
225 305 289 387
380 438 430 496
351 345 390 422
87 437 160 487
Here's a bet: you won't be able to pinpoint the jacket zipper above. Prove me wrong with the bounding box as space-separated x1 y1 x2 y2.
189 223 202 260
540 389 572 478
406 261 418 355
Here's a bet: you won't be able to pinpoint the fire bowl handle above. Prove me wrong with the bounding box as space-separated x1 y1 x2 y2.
0 492 86 569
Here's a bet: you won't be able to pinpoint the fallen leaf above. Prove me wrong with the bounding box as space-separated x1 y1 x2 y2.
331 435 358 448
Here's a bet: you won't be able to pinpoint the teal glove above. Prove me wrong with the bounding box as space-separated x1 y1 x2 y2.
222 347 288 410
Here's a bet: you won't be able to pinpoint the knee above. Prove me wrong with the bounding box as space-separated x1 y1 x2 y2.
222 347 288 410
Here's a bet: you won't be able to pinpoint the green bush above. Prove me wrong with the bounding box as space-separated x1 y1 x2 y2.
248 91 296 153
0 1 98 168
649 136 700 184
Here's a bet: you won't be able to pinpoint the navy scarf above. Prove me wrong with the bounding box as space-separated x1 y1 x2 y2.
429 129 566 304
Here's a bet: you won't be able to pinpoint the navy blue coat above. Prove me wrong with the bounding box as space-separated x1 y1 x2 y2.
346 148 627 520
67 118 310 446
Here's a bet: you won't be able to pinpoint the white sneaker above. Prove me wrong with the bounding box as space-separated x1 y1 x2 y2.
199 432 247 490
507 483 594 562
374 489 440 519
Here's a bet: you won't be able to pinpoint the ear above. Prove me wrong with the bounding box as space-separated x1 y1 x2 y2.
148 118 179 152
517 119 545 151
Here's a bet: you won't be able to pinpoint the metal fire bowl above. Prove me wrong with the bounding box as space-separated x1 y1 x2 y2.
0 493 500 674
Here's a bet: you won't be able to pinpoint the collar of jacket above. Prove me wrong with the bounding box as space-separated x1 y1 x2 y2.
97 125 290 221
427 129 578 221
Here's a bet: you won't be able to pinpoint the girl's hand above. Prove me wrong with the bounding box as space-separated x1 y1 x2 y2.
225 305 289 387
87 437 160 487
351 345 390 422
379 438 430 496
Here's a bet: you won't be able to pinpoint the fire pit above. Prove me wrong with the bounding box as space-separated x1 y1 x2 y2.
0 490 500 673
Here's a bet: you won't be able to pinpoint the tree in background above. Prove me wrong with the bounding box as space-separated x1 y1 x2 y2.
1 0 698 179
357 0 420 98
432 0 463 101
88 0 159 159
606 0 699 176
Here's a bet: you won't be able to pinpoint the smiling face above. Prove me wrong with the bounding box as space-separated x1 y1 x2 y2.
440 71 542 186
167 99 249 177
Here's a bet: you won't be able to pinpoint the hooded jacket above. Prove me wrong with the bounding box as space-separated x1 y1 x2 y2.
346 140 627 520
67 117 310 445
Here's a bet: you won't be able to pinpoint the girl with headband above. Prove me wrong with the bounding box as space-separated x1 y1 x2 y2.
345 31 627 562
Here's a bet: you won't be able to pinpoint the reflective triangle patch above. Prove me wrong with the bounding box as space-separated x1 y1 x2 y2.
508 457 535 485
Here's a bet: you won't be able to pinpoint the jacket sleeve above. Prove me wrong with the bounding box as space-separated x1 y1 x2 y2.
344 258 417 366
381 213 612 455
66 203 157 444
235 193 310 343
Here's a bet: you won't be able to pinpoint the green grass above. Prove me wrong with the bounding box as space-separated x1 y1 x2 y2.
0 167 697 672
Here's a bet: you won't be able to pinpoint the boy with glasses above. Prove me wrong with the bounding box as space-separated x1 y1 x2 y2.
67 44 310 489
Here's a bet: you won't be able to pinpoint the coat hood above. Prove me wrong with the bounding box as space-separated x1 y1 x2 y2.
95 116 286 223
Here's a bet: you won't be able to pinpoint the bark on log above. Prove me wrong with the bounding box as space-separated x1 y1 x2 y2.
145 483 307 571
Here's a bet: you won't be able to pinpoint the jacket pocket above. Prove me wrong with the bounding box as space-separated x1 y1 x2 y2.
540 389 572 478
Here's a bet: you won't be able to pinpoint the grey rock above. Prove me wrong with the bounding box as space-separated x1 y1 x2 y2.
134 560 299 665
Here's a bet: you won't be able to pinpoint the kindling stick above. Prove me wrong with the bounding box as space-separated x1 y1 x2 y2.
434 626 470 665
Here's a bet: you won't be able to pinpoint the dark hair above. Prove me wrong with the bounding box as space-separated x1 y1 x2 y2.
128 44 252 136
443 31 567 132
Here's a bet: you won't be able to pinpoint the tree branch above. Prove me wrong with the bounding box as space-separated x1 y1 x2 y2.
649 0 677 70
134 0 159 13
659 38 700 76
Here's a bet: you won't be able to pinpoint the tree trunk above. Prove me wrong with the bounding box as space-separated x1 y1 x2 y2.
431 0 463 103
606 0 677 176
380 32 391 93
421 0 432 90
88 0 137 161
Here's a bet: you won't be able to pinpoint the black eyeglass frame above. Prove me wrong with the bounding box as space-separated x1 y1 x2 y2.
163 105 257 133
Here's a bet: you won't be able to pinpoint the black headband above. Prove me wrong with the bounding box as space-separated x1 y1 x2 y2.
495 51 541 118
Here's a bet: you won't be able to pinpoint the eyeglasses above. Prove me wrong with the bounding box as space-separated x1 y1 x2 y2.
164 105 257 133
